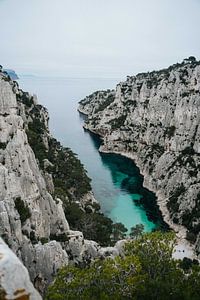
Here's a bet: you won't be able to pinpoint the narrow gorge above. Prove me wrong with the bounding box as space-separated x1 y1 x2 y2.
79 57 200 254
0 68 126 298
1 57 200 298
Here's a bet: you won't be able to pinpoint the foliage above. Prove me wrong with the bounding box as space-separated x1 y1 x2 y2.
64 201 128 246
167 182 200 240
49 233 69 242
26 128 47 165
94 94 115 113
48 140 92 199
21 90 92 199
111 222 128 243
0 288 6 299
165 125 176 138
109 115 127 129
46 231 200 300
179 257 199 272
30 230 37 244
64 202 123 246
19 88 119 247
14 197 31 225
40 237 49 245
17 92 34 107
0 142 7 150
130 224 144 238
186 231 197 243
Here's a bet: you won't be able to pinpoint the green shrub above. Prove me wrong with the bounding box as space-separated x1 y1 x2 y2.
109 115 127 129
0 142 7 149
94 94 114 113
18 93 34 107
64 202 128 246
40 237 49 244
30 231 37 244
46 231 200 300
14 197 31 224
165 126 176 138
179 257 198 272
186 231 196 243
50 233 69 242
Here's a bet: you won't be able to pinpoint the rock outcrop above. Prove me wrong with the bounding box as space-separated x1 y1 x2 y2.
0 69 122 296
0 237 42 300
78 57 200 254
0 71 72 294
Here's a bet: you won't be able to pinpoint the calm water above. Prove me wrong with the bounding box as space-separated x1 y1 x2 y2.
19 76 164 232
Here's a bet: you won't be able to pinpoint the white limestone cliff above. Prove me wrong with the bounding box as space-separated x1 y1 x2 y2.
0 237 42 300
0 70 124 297
78 58 200 255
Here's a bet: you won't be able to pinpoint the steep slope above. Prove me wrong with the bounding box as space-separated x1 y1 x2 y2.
0 69 122 296
78 57 200 254
0 71 70 294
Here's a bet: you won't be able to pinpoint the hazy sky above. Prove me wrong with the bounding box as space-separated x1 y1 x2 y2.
0 0 200 78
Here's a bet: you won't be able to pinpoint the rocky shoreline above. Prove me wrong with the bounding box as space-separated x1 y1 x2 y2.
78 57 200 258
100 148 196 258
79 119 197 259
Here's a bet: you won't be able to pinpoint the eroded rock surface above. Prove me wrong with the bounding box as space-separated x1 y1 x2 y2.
0 237 42 300
78 58 200 253
0 69 125 296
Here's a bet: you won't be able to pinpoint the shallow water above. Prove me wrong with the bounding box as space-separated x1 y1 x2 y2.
19 76 165 232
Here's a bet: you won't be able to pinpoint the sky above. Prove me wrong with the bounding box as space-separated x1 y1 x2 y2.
0 0 200 78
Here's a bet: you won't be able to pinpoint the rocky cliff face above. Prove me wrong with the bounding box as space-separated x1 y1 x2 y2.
0 71 72 294
78 58 200 254
0 69 122 297
0 237 42 300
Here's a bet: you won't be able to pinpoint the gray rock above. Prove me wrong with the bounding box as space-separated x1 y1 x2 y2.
0 71 127 295
0 72 71 293
78 59 200 254
0 237 42 300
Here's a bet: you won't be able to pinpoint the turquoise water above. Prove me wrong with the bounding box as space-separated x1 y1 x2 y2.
19 76 166 232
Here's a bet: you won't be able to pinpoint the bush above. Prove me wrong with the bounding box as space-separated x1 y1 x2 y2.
94 94 114 113
50 233 69 242
186 231 196 243
165 126 176 138
109 115 127 129
17 93 34 107
64 202 114 246
40 237 49 244
14 197 31 224
23 92 92 200
46 231 200 300
167 184 186 213
30 231 37 244
0 142 7 149
179 257 194 272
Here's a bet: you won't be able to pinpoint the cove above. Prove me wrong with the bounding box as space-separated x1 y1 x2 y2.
19 76 167 232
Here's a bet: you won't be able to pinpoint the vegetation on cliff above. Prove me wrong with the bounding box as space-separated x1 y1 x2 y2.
65 201 127 246
16 89 128 246
79 57 200 250
46 231 200 300
16 91 92 201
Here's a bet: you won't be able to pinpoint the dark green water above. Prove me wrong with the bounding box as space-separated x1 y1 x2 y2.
19 76 166 232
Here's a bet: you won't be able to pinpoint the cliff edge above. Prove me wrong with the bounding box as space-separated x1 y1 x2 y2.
0 68 122 296
79 57 200 255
